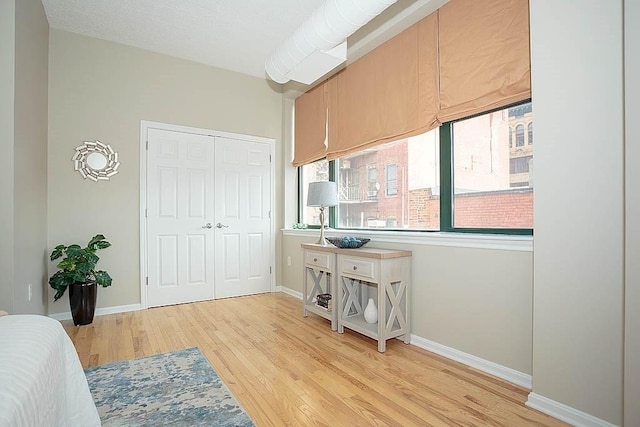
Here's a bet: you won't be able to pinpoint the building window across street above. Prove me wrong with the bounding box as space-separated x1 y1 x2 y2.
386 164 397 197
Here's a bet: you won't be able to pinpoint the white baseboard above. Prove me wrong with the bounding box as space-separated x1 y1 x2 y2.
410 335 533 389
526 393 618 427
277 286 302 300
49 303 142 321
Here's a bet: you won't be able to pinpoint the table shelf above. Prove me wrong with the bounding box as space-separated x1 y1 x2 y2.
340 313 378 339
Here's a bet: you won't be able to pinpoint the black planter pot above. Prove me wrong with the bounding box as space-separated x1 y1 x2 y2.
69 281 97 326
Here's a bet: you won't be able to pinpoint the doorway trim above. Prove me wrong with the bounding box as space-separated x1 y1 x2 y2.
139 120 276 309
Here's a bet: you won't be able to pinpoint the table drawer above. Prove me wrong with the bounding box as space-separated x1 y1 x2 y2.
305 250 331 270
340 257 376 281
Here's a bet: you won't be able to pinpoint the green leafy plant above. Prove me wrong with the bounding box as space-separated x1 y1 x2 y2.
49 234 113 301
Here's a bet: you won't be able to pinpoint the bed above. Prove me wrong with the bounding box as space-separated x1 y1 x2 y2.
0 314 101 427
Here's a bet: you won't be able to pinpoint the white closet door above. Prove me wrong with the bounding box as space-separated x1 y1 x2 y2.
214 137 272 299
146 128 215 307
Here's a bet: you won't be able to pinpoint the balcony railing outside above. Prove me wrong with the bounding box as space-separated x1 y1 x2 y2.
338 185 378 202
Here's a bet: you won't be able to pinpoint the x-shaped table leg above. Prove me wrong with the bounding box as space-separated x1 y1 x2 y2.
338 277 363 333
306 268 329 305
384 281 408 342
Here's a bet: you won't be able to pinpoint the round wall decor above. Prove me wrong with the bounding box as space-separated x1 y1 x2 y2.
72 140 120 181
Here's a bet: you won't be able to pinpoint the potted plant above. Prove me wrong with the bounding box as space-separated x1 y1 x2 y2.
48 234 112 326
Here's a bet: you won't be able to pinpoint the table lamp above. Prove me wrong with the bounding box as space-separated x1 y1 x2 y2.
307 181 338 245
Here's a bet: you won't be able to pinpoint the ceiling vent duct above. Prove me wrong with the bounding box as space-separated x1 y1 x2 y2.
265 0 397 85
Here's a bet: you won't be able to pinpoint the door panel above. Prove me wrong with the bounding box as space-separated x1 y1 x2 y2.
147 129 215 307
158 167 178 218
187 234 206 283
158 235 178 287
187 169 206 218
247 233 264 278
222 233 241 281
248 175 263 218
214 137 271 298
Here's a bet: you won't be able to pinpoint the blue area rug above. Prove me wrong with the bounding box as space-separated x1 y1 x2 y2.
84 347 254 426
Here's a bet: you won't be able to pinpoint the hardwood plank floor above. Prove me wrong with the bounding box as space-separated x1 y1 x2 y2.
62 293 566 427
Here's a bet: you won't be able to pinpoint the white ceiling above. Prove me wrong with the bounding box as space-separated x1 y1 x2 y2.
40 0 326 80
40 0 446 84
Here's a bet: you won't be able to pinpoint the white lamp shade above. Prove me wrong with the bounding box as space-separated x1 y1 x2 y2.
307 181 338 207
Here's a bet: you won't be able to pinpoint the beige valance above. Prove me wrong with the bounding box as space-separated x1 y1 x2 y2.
293 82 328 167
327 14 439 160
437 0 531 122
293 0 530 165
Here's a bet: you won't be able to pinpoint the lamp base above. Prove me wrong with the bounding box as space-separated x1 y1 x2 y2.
317 207 329 245
316 232 330 246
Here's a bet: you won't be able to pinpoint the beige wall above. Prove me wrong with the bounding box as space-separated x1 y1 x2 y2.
13 0 49 315
0 0 48 315
282 233 534 374
625 0 640 425
0 0 16 314
530 1 624 424
47 30 284 314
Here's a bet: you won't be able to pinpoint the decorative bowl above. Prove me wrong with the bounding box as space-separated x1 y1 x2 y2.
325 236 371 249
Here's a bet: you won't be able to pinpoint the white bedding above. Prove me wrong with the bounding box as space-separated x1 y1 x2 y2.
0 315 101 427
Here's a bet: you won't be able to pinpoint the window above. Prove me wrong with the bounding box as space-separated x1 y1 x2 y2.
447 101 533 230
298 101 532 234
367 167 378 200
508 103 532 118
334 131 439 231
386 164 398 196
339 160 360 202
515 124 525 147
510 156 533 174
299 159 329 226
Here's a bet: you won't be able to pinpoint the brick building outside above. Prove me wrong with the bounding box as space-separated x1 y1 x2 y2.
303 103 533 230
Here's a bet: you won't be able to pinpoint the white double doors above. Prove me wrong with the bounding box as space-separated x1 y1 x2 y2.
146 128 272 307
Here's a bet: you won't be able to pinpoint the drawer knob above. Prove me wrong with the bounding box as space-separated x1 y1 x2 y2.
314 258 318 262
353 266 358 271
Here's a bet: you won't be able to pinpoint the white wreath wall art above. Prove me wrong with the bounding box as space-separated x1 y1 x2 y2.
72 140 120 181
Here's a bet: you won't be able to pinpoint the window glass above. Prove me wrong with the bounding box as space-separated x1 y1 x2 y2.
515 124 525 147
367 167 378 200
300 159 329 226
335 129 440 230
386 164 398 196
452 102 533 229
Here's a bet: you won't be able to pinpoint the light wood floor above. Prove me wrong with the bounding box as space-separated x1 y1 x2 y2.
62 293 566 427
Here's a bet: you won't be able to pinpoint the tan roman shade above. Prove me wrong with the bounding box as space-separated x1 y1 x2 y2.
293 82 328 167
293 0 531 165
437 0 531 123
327 13 439 160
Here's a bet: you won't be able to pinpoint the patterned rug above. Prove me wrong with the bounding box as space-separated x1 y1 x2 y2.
84 347 254 426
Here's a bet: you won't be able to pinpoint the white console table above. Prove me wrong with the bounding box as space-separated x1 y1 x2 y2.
301 243 411 352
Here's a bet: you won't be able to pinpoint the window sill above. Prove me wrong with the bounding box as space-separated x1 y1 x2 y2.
282 228 533 252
